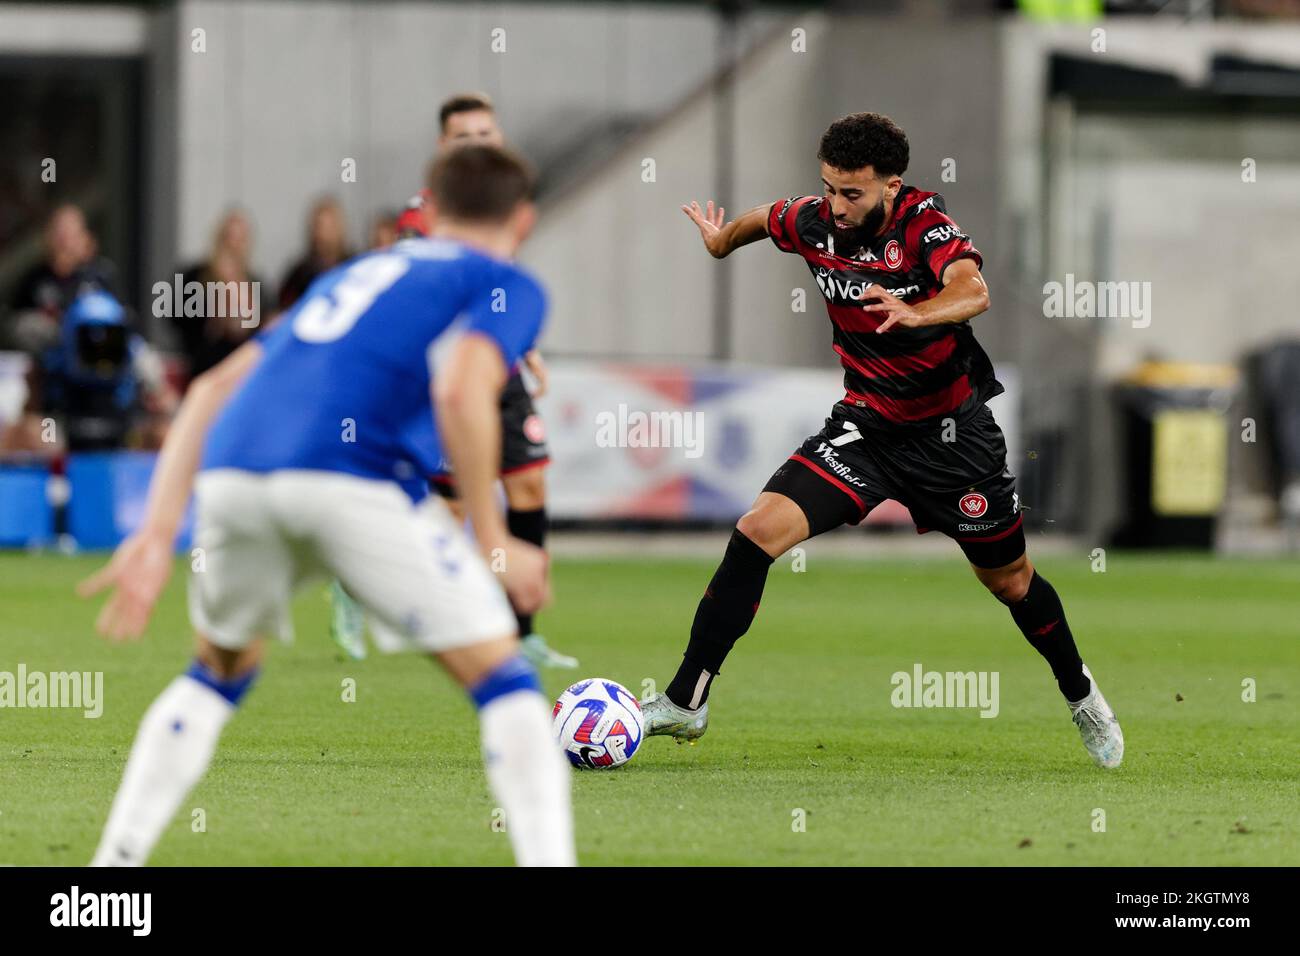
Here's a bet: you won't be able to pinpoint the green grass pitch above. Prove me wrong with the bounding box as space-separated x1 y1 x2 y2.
0 549 1295 866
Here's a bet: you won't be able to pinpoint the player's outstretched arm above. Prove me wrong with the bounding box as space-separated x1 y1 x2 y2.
77 341 263 640
681 200 774 259
435 334 550 615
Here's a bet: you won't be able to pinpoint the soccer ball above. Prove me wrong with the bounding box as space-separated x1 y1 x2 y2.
552 678 645 769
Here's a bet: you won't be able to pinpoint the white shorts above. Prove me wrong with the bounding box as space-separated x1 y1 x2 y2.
188 469 516 653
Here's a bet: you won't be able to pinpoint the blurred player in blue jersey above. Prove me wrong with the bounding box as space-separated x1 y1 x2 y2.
79 145 575 867
330 92 578 671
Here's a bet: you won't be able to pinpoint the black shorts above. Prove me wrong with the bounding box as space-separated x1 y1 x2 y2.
762 402 1025 569
431 371 550 499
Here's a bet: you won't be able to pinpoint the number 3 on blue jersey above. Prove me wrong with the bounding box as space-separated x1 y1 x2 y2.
293 254 411 343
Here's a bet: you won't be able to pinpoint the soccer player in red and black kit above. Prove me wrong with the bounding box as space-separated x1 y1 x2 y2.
642 113 1123 769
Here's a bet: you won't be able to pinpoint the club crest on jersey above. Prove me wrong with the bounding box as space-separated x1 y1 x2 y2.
523 413 546 444
884 240 903 269
959 492 988 518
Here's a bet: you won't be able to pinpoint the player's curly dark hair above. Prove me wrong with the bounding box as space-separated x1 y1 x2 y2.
818 112 909 177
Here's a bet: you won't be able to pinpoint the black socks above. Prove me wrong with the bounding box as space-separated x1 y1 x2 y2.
507 506 547 636
666 539 1090 709
666 529 775 710
1006 571 1091 702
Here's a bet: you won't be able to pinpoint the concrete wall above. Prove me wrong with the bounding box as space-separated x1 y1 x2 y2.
523 16 829 364
1000 19 1300 539
0 3 147 53
165 0 784 298
526 13 1006 366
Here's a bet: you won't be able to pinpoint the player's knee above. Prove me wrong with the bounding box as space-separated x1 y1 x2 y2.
982 565 1032 604
736 506 795 556
504 469 546 510
437 635 525 691
194 636 263 685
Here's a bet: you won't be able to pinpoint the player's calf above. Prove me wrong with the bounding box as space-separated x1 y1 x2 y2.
972 553 1090 703
90 638 260 866
442 638 575 866
970 551 1122 766
662 526 773 712
504 482 546 604
503 466 546 512
660 493 808 716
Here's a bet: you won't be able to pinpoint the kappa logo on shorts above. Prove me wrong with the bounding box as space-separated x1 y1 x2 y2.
959 492 988 518
523 414 546 444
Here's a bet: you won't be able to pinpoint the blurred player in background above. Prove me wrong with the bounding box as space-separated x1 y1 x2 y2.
642 113 1123 770
79 145 575 867
329 92 577 670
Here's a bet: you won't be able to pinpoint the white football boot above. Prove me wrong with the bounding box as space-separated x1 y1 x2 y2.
520 633 579 670
1068 664 1123 769
328 580 368 661
642 693 709 743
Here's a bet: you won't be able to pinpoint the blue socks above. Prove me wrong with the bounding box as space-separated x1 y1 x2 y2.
184 659 259 706
469 655 540 710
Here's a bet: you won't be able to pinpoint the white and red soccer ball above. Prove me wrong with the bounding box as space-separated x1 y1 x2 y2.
552 678 645 769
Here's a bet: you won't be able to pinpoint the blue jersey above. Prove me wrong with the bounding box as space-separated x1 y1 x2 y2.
202 238 546 496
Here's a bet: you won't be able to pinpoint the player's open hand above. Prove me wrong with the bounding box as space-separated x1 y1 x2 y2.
496 535 551 616
76 529 174 641
860 284 927 333
681 200 727 258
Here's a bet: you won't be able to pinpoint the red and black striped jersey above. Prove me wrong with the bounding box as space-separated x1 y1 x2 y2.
768 186 1002 432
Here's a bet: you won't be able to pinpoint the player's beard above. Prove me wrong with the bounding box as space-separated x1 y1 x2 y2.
834 195 889 255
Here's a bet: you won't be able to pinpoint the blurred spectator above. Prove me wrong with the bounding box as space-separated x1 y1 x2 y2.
4 204 118 353
174 209 269 381
279 197 353 310
369 209 400 250
36 289 176 451
0 352 49 457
